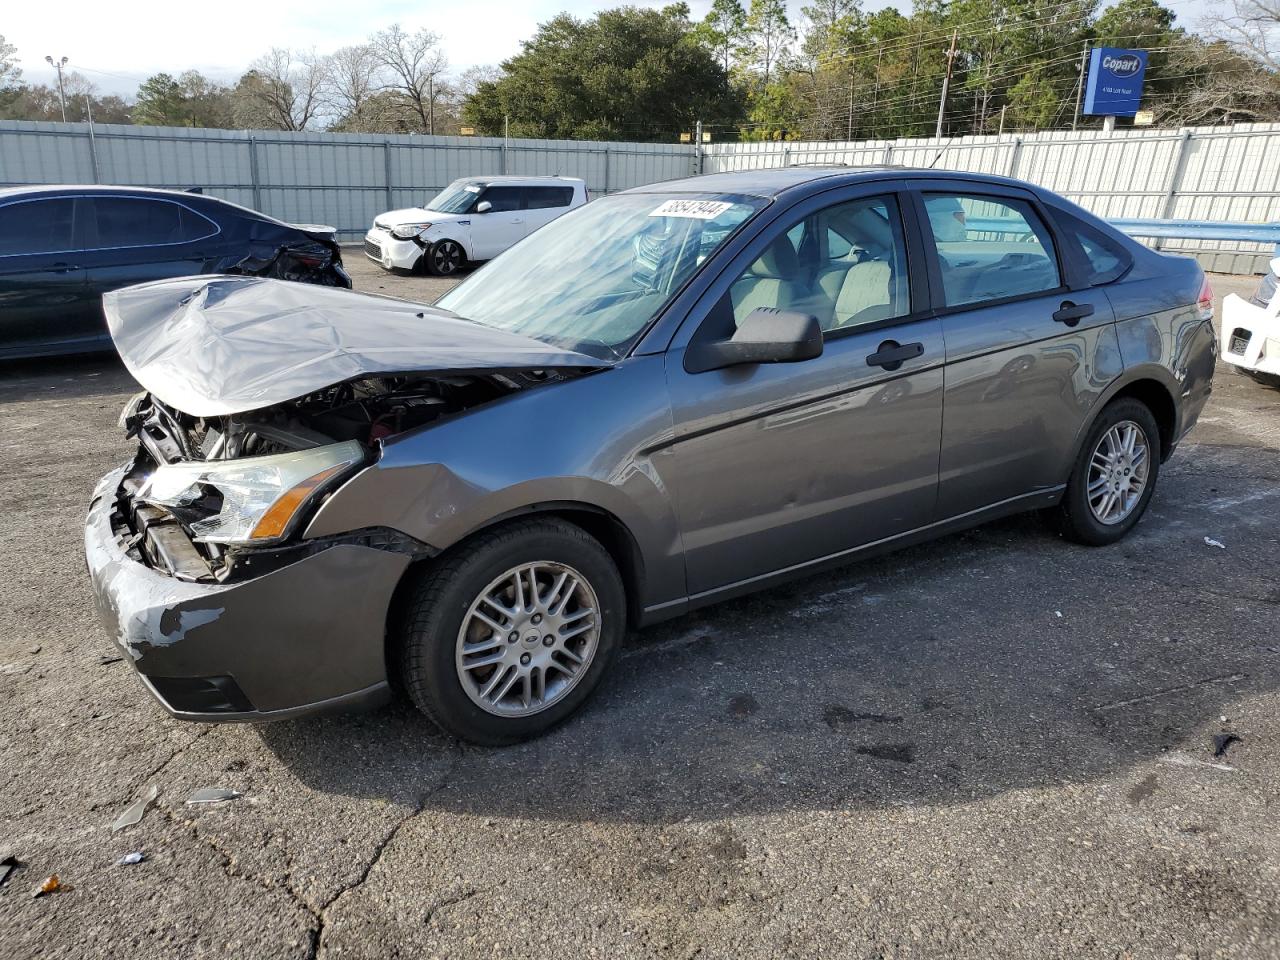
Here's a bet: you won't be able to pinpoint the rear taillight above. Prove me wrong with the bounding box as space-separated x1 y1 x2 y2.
1198 276 1214 322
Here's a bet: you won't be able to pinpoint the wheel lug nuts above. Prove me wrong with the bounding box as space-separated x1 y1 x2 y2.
543 635 554 646
520 653 531 665
507 632 519 643
531 614 542 624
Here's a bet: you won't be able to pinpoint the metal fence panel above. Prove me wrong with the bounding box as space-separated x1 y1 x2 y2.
0 121 695 241
4 119 1280 270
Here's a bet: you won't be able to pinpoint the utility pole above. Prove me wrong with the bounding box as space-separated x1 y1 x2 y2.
847 78 853 141
935 30 958 141
45 55 69 122
871 47 883 139
694 119 703 174
1072 41 1089 130
428 75 435 135
998 103 1007 138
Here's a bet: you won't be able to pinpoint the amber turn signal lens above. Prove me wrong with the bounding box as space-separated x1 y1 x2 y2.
249 464 348 540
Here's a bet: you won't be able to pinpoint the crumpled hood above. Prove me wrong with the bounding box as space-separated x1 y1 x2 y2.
102 275 610 417
375 206 461 227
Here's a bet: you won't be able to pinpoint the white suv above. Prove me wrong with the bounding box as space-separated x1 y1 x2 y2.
364 176 588 276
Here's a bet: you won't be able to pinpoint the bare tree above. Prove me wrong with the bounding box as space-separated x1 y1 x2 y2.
1206 0 1280 70
323 43 385 129
0 34 20 89
369 24 448 134
235 48 328 130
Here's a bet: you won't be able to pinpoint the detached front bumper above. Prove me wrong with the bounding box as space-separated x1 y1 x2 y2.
363 230 422 271
1222 293 1280 376
84 467 409 722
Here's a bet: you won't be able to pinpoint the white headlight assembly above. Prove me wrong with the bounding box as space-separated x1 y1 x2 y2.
139 441 365 545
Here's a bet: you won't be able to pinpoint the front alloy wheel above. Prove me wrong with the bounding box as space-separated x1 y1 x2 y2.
455 562 601 717
398 518 625 745
426 239 464 276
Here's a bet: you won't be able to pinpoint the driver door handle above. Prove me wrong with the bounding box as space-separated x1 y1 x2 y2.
866 340 924 371
1053 301 1094 326
51 261 81 273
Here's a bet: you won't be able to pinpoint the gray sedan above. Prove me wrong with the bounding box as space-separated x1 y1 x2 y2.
85 167 1217 745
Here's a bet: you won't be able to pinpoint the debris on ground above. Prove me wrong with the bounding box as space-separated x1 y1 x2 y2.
33 875 65 898
98 655 123 665
115 852 145 866
1203 537 1227 549
0 854 20 886
28 645 41 654
112 784 159 832
185 787 241 805
1161 751 1236 773
1213 733 1242 758
0 662 31 675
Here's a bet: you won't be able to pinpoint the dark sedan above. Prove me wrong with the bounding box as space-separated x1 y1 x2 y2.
84 167 1216 745
0 185 350 359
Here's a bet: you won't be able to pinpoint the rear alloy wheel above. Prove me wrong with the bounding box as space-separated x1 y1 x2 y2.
425 239 464 276
398 518 625 745
1052 397 1161 546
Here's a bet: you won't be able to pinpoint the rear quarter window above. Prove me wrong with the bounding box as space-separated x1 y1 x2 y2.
1055 212 1132 286
89 197 218 249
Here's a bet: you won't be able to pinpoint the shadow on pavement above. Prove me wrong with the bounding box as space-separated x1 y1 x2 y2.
258 435 1280 823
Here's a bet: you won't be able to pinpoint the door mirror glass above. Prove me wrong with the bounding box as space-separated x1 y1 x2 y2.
686 307 823 373
475 200 493 214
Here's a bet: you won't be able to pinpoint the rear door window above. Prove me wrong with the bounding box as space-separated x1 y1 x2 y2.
921 193 1061 307
525 186 574 209
480 187 525 212
88 197 217 249
0 198 78 256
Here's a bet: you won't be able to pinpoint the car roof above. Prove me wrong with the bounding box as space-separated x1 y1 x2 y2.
0 184 220 202
621 166 1035 199
459 176 585 185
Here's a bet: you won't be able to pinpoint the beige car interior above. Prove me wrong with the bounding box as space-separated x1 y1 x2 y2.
729 199 909 332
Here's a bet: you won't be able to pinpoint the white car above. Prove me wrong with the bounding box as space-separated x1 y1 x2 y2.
364 176 588 276
1222 256 1280 388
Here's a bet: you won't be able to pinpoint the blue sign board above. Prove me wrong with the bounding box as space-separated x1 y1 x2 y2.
1083 47 1148 117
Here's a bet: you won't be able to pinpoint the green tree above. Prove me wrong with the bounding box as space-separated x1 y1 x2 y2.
744 0 797 85
695 0 749 72
463 5 742 142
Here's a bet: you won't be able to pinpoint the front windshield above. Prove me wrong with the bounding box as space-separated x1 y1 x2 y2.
437 193 767 359
426 181 482 214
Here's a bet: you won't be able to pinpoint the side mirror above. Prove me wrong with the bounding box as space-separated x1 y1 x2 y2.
475 200 493 213
686 308 823 374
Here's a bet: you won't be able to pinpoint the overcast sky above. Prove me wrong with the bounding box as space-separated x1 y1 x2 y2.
6 0 1215 98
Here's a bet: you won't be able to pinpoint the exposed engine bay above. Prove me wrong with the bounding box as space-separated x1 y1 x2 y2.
114 369 574 583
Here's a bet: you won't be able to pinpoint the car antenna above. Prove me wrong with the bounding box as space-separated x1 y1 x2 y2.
928 136 957 169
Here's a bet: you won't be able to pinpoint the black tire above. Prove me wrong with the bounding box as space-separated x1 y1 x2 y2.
1051 397 1162 546
397 518 626 745
424 239 465 276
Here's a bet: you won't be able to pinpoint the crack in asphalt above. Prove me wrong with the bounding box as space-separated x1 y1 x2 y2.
307 741 467 960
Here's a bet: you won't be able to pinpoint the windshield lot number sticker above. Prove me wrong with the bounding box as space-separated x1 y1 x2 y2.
649 199 734 220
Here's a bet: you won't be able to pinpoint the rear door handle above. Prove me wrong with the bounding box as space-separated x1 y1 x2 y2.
1053 301 1094 326
51 262 81 273
866 340 924 371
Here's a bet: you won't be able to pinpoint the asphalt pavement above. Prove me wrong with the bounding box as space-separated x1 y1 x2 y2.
0 265 1277 959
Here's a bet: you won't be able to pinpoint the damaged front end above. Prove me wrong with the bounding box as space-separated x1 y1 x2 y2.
85 275 610 720
114 370 549 583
